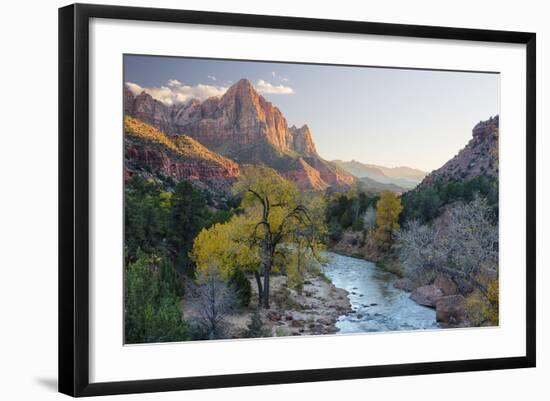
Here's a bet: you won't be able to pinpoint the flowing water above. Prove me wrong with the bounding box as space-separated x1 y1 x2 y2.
322 252 438 333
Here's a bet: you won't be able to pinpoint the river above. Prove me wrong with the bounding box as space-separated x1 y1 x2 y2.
322 252 438 333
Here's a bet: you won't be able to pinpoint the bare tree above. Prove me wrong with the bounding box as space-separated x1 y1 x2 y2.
248 188 312 309
189 269 238 340
397 196 498 296
396 219 441 285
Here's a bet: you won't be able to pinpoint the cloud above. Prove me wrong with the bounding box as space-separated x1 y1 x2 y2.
207 75 217 81
125 80 228 105
254 79 294 95
167 79 182 87
271 71 289 82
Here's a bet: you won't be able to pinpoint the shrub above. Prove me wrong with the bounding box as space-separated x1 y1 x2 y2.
464 283 498 327
189 269 238 340
352 217 364 232
327 221 343 242
124 252 190 344
229 270 252 308
243 310 271 338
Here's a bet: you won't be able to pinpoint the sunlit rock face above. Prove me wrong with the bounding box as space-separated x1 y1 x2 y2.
124 117 240 193
419 115 499 188
125 79 356 191
288 124 317 156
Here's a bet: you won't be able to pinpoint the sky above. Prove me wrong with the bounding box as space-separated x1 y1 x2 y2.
124 55 499 172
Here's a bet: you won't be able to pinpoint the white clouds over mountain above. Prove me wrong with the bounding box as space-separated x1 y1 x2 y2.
125 81 228 105
255 79 294 94
126 78 294 105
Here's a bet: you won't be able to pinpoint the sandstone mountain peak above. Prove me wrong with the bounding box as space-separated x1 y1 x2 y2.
125 83 355 191
222 78 256 99
233 78 255 90
288 124 317 156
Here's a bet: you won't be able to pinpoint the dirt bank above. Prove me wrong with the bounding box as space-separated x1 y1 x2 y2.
182 273 352 338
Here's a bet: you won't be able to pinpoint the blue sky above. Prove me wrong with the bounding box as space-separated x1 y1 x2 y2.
124 55 499 172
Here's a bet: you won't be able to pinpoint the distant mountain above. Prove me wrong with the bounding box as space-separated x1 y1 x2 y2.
125 79 355 191
332 160 426 190
418 115 499 188
124 116 240 193
357 176 407 193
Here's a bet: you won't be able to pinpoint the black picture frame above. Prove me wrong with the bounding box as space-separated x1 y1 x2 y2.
59 3 536 397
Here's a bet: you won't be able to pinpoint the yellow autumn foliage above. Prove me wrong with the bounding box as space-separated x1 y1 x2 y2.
191 214 260 279
374 191 403 249
464 278 499 326
191 165 327 293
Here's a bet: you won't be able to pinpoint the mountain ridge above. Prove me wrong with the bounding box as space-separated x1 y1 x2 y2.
125 79 355 191
417 115 499 189
332 160 426 190
124 116 240 193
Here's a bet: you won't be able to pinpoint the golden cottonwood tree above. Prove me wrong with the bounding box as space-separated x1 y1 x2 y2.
192 166 326 308
374 191 403 250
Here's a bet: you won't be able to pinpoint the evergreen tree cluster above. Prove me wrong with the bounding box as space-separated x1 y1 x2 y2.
325 191 379 241
124 176 236 343
400 175 498 224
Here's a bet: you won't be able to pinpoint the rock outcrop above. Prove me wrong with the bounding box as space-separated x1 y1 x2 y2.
393 277 415 292
419 115 499 187
434 273 458 296
125 79 355 191
124 116 239 193
435 295 466 325
282 159 328 191
410 285 444 307
174 79 292 151
125 88 173 135
288 125 317 156
405 273 469 326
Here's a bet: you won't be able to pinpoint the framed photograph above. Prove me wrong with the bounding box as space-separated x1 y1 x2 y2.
59 3 536 397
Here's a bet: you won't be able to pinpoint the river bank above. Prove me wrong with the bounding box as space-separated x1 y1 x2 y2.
329 229 403 277
330 230 477 328
182 272 352 338
181 251 444 338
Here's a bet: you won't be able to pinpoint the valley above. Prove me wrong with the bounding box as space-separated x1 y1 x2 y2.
123 75 500 344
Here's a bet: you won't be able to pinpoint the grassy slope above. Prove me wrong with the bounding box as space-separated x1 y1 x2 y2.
124 116 237 169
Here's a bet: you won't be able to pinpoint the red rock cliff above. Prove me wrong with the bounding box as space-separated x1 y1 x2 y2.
125 79 355 191
124 117 240 193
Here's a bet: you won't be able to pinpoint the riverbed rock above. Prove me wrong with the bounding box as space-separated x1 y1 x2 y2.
323 326 338 334
410 285 443 307
311 323 325 333
434 273 458 296
436 295 466 324
266 311 282 321
394 277 415 292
